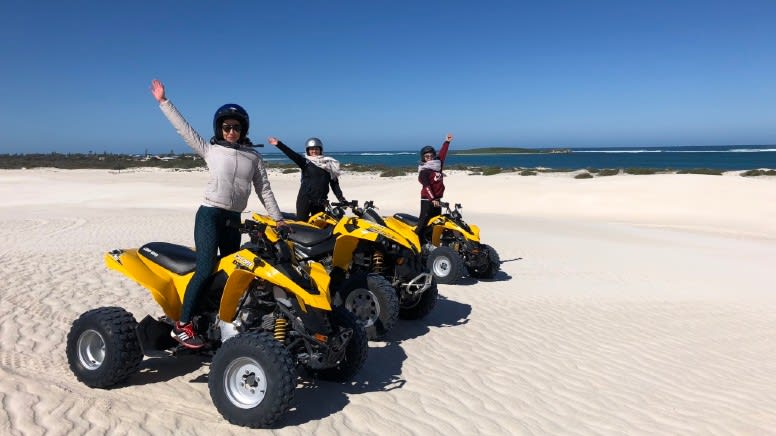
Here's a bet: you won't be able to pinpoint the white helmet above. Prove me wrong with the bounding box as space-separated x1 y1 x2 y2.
305 137 323 155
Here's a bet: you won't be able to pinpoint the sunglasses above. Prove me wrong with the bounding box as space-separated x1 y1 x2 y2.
222 124 242 133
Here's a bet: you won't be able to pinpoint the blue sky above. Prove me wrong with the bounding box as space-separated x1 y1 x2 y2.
1 1 776 154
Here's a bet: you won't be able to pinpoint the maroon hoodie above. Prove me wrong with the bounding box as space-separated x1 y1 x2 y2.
418 140 451 200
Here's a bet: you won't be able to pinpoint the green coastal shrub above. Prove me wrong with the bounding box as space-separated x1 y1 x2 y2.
538 168 574 173
676 168 723 175
741 169 776 177
282 168 300 174
482 167 503 176
380 168 409 177
519 170 537 176
624 167 659 175
597 168 620 176
574 172 593 179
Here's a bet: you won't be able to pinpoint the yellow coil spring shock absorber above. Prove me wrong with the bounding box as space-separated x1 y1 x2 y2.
371 250 385 274
273 317 288 342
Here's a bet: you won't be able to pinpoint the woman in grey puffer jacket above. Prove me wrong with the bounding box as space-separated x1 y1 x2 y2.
150 79 288 349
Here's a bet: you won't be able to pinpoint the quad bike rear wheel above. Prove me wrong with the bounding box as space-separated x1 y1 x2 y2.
315 306 369 382
66 306 143 388
339 273 399 340
468 244 501 279
209 332 295 428
427 246 464 285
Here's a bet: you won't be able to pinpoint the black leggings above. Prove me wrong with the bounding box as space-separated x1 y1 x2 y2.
180 205 241 323
296 195 325 222
415 199 441 244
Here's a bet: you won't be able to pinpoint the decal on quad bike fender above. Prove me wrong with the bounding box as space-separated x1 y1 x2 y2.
103 250 183 320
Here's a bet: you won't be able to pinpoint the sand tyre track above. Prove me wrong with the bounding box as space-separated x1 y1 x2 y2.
66 306 143 388
399 282 439 320
427 246 465 284
338 273 399 340
468 244 501 279
209 332 295 428
314 307 369 382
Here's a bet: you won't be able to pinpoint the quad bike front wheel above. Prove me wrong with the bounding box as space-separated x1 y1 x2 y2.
427 245 465 285
468 244 501 279
315 306 369 382
209 332 295 428
66 306 143 388
339 273 399 340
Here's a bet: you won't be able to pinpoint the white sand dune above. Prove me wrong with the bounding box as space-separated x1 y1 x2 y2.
1 168 775 435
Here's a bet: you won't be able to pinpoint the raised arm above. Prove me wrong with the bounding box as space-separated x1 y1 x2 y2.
438 133 453 165
268 137 306 168
151 79 211 158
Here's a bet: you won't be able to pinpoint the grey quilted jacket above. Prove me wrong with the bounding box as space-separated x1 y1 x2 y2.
160 100 283 219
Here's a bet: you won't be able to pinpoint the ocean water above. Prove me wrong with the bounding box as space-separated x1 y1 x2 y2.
262 145 776 170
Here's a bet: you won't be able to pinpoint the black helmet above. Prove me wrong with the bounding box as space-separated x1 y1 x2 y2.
420 145 436 158
213 103 249 141
305 137 323 155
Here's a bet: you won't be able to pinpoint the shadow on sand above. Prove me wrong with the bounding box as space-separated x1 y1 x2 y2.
277 293 472 427
117 354 208 388
114 293 471 427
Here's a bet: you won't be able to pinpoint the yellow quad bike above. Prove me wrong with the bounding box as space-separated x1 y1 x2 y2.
253 200 437 332
374 201 501 285
65 219 368 429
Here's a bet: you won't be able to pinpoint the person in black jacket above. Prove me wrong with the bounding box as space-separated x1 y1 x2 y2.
268 136 347 221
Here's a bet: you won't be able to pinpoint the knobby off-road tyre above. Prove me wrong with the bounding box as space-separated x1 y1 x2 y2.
399 282 439 320
339 273 399 340
315 307 369 382
468 244 501 279
209 332 296 428
427 246 464 285
66 306 143 388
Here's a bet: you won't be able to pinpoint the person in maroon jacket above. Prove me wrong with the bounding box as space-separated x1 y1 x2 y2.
416 133 453 245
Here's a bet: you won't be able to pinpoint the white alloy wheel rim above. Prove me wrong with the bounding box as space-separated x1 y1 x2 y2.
77 329 106 370
345 288 379 328
224 357 268 408
432 256 451 277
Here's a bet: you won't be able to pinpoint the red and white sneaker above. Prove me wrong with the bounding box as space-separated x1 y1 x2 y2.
171 321 205 349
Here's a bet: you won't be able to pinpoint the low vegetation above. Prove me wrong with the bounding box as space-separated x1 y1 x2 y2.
741 169 776 177
574 172 593 179
623 167 661 175
676 168 723 175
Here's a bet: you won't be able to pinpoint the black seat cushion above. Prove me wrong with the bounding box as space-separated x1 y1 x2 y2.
281 211 299 220
139 242 197 275
288 224 335 246
393 213 419 227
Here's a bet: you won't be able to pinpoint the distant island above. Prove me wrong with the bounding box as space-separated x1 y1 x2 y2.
452 147 571 154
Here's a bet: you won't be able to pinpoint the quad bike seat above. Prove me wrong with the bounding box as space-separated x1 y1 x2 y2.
287 223 335 246
281 211 299 220
393 213 419 227
139 242 197 275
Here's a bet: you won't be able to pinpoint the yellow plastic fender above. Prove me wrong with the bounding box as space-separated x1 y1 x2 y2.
382 216 421 251
217 249 332 322
104 250 183 320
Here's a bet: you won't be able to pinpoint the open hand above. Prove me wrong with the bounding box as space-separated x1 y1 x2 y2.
267 137 279 146
445 133 453 142
150 79 166 103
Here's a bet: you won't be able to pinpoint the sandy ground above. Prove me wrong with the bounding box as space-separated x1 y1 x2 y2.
1 167 775 435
